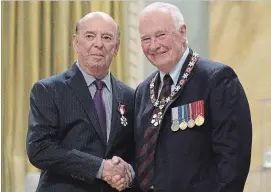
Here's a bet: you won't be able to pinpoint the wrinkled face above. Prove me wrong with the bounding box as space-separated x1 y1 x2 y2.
139 10 186 73
73 15 119 76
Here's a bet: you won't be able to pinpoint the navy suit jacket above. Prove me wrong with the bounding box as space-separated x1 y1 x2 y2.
27 63 137 192
134 49 252 192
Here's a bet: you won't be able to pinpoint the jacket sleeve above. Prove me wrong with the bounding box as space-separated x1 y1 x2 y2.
208 66 252 192
26 82 103 184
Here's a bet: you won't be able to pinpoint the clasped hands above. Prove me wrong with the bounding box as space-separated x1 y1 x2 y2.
102 156 132 191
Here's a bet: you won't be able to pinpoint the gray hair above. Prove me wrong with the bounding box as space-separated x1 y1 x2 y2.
140 2 188 44
140 2 185 30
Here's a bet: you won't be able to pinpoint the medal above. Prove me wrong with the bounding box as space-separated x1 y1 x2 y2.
120 116 127 126
118 104 128 126
196 114 205 126
171 120 180 131
151 110 162 127
188 119 195 128
179 105 187 130
187 103 195 128
195 101 200 126
195 100 205 126
171 107 179 132
179 120 187 130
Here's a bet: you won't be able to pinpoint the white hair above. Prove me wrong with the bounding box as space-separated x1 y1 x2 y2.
140 2 185 30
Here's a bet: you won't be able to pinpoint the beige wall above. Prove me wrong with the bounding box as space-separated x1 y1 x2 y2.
209 2 271 191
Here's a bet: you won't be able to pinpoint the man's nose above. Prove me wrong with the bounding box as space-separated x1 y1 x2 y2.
94 36 103 49
149 38 160 52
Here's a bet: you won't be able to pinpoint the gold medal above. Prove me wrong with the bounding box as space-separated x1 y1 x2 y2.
171 120 180 132
195 115 201 126
195 100 205 126
187 119 195 128
196 114 205 126
179 120 187 130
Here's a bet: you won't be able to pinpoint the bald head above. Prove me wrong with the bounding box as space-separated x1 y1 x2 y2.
72 11 121 79
76 12 120 40
140 2 185 30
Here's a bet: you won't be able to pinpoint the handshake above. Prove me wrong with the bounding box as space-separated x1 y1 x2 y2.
101 156 133 191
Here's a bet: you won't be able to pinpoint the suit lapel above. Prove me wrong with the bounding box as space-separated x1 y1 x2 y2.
142 99 155 118
142 73 160 117
65 64 106 146
105 75 122 156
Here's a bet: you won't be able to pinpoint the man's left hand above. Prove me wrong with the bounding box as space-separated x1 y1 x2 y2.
104 156 132 191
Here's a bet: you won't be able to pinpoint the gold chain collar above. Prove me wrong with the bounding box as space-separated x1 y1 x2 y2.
149 52 199 110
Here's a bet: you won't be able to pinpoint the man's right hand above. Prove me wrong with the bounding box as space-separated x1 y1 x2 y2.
101 157 131 191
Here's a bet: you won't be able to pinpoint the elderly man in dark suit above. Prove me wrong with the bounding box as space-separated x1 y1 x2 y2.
26 12 136 192
134 2 252 192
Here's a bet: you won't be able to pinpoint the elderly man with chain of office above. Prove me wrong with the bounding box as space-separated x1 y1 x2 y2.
134 2 252 192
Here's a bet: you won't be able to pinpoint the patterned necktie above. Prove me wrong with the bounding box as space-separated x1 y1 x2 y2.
93 79 107 139
138 74 173 191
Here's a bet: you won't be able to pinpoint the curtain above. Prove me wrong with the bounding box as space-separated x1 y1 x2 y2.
1 1 126 191
209 2 271 191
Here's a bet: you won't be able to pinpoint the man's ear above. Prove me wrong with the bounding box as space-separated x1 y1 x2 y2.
178 24 187 44
114 40 120 56
72 34 78 53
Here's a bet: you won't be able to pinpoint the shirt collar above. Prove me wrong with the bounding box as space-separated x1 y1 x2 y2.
76 62 111 92
159 47 189 85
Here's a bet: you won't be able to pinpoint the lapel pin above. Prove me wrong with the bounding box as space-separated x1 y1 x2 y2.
118 103 128 126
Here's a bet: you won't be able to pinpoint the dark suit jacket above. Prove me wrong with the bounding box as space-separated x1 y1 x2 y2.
26 63 137 192
134 49 252 192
